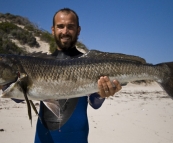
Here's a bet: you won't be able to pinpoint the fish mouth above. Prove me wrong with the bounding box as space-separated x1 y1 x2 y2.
0 77 18 95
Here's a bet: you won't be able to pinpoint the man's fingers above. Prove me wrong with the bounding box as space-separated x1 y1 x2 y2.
113 80 122 92
98 76 113 97
98 78 107 98
98 76 122 98
104 76 116 96
103 76 122 96
98 77 111 97
100 76 109 91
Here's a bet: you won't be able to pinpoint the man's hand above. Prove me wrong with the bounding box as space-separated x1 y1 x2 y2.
98 76 121 98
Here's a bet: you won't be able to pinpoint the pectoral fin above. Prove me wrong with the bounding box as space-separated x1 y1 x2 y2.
43 100 62 121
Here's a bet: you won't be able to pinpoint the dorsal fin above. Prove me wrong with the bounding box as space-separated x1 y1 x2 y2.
80 50 146 64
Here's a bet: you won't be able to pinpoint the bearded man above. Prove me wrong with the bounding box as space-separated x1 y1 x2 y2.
34 8 121 143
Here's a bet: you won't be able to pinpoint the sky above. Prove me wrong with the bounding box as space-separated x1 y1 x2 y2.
0 0 172 64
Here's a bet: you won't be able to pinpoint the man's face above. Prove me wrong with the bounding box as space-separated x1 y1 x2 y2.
52 12 81 50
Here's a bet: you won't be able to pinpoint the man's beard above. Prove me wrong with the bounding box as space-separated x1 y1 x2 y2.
54 33 78 51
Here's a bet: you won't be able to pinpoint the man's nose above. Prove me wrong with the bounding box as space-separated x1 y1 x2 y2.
61 26 69 34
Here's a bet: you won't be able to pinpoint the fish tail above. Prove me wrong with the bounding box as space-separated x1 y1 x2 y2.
159 62 173 99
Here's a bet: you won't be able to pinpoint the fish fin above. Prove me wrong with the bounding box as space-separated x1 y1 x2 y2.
159 62 173 99
43 100 62 121
23 92 32 126
81 50 146 64
18 81 32 126
29 100 42 123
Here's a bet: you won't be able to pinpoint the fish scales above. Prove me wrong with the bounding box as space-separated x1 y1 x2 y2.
21 57 154 82
0 50 173 101
9 58 164 96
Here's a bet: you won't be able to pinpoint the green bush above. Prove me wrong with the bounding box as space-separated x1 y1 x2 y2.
49 40 57 53
24 24 35 31
0 22 18 33
0 39 25 54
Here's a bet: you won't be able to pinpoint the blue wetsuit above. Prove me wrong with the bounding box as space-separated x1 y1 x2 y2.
34 48 105 143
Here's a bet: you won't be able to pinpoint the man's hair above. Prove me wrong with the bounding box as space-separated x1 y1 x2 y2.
52 8 79 27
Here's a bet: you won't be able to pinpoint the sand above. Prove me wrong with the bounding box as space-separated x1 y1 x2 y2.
0 82 173 143
88 82 173 143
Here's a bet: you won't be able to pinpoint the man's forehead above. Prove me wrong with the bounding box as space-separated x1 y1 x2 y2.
55 11 76 21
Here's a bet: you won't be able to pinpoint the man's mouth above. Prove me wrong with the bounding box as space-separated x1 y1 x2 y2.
61 36 71 42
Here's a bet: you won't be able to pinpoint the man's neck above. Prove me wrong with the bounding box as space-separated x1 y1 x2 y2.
57 46 75 51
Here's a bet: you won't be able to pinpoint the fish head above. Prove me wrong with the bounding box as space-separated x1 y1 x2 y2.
0 55 18 86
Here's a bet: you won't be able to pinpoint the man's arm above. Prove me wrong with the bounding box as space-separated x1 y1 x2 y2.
89 76 122 109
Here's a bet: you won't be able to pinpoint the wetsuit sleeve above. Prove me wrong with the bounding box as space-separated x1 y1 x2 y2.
88 93 105 109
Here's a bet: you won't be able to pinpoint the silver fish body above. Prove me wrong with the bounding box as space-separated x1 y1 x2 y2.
0 50 173 100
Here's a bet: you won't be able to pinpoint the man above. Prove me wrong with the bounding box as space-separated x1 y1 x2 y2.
34 8 121 143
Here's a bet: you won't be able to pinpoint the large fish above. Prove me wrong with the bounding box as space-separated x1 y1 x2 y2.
0 50 173 100
0 50 173 123
0 50 150 101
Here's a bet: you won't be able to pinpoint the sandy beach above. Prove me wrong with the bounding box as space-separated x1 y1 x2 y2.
0 82 173 143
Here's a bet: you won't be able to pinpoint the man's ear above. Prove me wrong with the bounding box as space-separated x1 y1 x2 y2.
77 26 81 36
51 26 55 35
